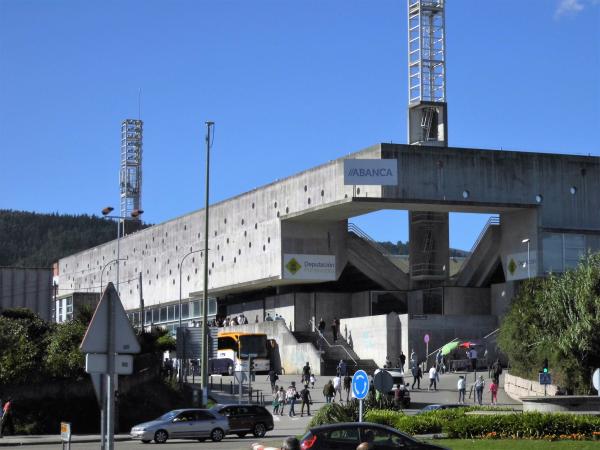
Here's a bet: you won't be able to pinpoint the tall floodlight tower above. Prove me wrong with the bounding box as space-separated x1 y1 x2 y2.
120 119 143 224
408 0 447 145
407 0 449 291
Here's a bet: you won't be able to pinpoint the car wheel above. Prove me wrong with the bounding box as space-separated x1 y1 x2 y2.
211 428 225 442
253 422 266 438
141 440 151 444
154 429 168 444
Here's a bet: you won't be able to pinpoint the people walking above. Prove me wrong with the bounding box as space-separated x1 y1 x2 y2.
300 384 312 417
267 369 279 393
272 386 281 415
475 375 485 405
302 362 311 385
491 359 502 384
457 375 466 404
409 349 417 369
331 318 338 342
333 375 343 402
286 383 298 417
318 317 325 334
343 374 352 402
428 365 437 391
310 373 316 389
399 351 406 373
323 380 335 403
489 380 499 405
337 360 347 377
411 365 422 389
277 387 287 416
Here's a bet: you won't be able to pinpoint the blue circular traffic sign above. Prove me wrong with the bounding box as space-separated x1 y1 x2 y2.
352 370 369 400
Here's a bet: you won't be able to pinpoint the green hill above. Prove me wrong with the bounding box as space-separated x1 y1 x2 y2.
0 209 141 268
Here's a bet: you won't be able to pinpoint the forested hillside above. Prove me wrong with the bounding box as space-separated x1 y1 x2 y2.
0 210 126 267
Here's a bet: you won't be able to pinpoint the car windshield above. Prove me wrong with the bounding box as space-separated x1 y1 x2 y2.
158 411 178 421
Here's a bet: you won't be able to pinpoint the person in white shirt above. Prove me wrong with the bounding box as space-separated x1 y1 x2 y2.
457 375 466 404
428 365 438 391
333 375 343 402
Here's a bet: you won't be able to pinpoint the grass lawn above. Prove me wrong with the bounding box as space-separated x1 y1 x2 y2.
425 439 600 449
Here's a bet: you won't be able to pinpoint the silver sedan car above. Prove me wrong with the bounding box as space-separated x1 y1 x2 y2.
130 408 229 444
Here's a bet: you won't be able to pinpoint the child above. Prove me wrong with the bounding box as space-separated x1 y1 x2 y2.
309 373 316 389
489 380 498 405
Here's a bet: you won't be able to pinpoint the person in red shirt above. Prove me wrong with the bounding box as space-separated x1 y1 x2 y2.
0 398 14 437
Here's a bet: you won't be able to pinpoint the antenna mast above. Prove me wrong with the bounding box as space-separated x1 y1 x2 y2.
120 119 143 222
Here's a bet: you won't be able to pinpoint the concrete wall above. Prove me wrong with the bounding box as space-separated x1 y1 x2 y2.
0 267 53 321
222 320 321 375
443 287 490 315
340 314 401 368
504 373 558 400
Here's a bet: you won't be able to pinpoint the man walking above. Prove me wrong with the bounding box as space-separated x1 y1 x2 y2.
343 374 352 402
475 375 485 405
331 318 338 342
300 384 312 417
428 365 438 391
399 351 406 373
333 375 343 402
457 375 466 404
286 383 298 417
267 369 279 393
411 365 422 389
302 362 311 385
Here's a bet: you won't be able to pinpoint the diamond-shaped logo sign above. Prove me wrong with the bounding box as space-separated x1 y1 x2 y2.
286 258 301 275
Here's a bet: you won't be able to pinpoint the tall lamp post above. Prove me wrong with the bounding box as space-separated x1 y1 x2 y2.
201 121 214 407
100 206 143 450
179 249 201 384
522 238 531 279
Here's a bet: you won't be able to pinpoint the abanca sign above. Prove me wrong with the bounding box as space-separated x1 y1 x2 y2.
343 159 398 186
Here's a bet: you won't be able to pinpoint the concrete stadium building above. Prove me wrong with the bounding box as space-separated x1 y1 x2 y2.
56 143 600 374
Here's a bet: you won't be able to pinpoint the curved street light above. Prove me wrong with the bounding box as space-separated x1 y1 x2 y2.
178 249 201 383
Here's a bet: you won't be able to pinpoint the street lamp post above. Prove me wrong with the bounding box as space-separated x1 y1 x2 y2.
100 206 143 450
522 238 531 279
100 258 127 293
201 121 214 407
179 249 201 384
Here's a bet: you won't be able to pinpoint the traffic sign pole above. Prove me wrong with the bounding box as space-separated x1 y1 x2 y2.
351 370 369 423
107 284 115 450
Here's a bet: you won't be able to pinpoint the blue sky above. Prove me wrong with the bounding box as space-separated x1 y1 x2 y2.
1 0 598 251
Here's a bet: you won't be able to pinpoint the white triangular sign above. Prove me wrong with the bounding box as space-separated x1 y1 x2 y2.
80 283 141 354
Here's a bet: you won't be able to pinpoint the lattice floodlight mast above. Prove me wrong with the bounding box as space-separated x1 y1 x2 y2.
120 119 143 219
408 0 448 146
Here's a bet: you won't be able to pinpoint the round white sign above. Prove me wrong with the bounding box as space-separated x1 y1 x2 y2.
592 368 600 392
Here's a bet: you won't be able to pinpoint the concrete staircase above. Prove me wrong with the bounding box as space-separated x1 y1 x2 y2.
454 217 501 287
347 228 409 291
293 329 379 376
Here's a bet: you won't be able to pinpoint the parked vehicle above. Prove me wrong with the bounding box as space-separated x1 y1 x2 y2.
211 403 274 438
300 423 449 449
130 409 229 444
374 368 411 408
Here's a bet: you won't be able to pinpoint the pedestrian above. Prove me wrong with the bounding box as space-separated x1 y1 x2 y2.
428 365 437 391
394 383 406 409
323 380 335 404
302 362 311 385
255 314 259 323
318 317 326 334
343 374 352 402
333 375 343 402
484 348 490 377
399 351 406 373
272 387 281 415
469 347 478 373
331 318 338 342
300 384 312 417
310 373 316 389
409 349 417 369
457 375 466 404
489 380 498 405
337 360 347 377
267 369 279 393
348 331 354 349
491 359 502 384
475 375 485 405
266 313 273 321
286 383 298 417
411 365 422 389
0 398 13 438
436 350 443 374
277 387 287 416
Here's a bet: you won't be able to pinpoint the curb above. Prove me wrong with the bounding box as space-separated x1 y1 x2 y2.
0 436 131 447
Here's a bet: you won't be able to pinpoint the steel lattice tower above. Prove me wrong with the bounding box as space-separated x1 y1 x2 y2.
407 0 447 146
120 119 143 218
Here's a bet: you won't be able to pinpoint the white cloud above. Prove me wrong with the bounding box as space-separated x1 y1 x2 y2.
555 0 599 18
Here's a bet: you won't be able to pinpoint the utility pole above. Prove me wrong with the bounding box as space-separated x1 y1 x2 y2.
201 121 214 407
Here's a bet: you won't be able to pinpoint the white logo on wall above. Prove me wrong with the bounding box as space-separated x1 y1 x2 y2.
343 159 398 186
283 254 336 281
505 251 537 281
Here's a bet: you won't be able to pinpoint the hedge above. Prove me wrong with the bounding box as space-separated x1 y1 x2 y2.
362 409 600 440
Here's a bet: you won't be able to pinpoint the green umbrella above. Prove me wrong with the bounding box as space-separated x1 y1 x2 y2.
441 341 459 356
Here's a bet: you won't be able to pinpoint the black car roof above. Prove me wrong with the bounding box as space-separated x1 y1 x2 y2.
308 422 408 435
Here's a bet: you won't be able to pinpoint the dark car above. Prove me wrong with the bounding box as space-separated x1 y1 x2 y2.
300 422 448 450
211 404 274 438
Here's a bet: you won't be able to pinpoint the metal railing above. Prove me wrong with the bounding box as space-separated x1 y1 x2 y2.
309 319 358 367
348 223 391 256
456 216 500 276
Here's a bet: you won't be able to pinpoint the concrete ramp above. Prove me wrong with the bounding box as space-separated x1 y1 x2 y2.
454 217 501 287
347 230 409 290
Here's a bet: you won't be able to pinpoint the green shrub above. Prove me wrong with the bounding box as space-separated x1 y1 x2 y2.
364 409 403 428
307 402 356 428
